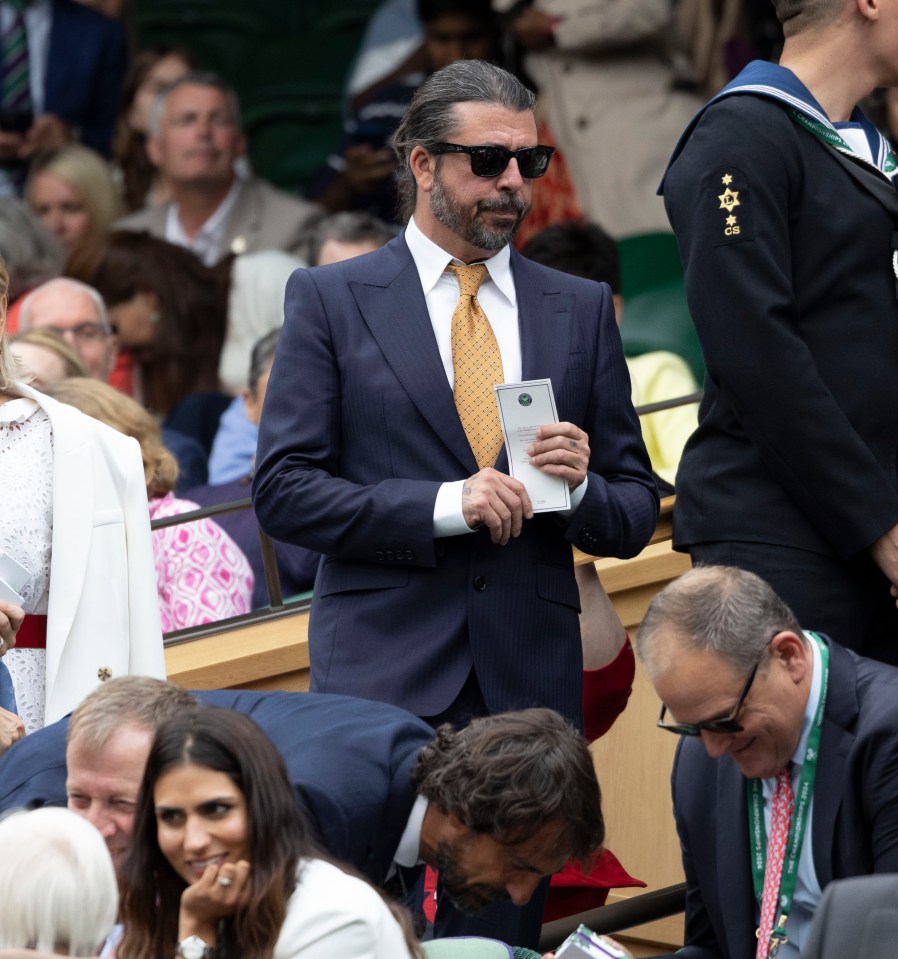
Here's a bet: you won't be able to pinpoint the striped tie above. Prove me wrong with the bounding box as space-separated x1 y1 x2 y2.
1 0 32 115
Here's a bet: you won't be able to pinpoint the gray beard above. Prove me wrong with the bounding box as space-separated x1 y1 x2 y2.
430 174 528 252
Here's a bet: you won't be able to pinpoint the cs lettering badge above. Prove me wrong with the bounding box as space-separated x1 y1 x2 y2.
709 167 753 247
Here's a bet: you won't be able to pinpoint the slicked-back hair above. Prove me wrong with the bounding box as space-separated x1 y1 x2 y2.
771 0 844 36
636 565 805 680
390 59 536 222
118 707 312 959
67 677 197 755
411 708 603 861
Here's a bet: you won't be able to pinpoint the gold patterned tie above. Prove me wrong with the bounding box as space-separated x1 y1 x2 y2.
447 262 505 470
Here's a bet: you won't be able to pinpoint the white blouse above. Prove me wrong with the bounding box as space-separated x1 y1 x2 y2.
0 396 52 732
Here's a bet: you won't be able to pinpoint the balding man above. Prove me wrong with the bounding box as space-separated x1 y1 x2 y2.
19 278 115 381
635 566 898 959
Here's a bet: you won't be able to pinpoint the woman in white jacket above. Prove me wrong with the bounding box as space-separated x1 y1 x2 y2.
118 706 419 959
0 255 165 735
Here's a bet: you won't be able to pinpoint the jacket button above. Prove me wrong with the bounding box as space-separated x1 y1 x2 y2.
385 550 394 561
405 550 415 561
98 666 113 681
376 551 384 561
473 576 487 591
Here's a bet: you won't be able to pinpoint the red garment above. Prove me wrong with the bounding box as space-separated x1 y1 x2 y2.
583 637 636 742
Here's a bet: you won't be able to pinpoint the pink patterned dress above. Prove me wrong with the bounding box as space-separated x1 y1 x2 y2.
149 493 254 632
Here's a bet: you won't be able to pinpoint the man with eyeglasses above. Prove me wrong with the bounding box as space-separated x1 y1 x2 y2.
635 565 898 959
18 277 115 381
253 59 657 947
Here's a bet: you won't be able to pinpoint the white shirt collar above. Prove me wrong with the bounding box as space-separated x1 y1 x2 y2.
393 794 429 869
405 216 516 306
165 179 243 264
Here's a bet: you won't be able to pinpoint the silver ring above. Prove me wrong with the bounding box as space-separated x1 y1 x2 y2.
218 876 233 888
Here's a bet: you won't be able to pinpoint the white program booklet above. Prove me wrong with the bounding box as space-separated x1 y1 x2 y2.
494 378 570 513
0 549 29 606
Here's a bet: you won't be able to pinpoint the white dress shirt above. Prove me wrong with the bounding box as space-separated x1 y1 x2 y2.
165 178 242 266
404 217 586 536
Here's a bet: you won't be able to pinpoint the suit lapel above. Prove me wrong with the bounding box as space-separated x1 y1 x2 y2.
514 252 573 396
717 758 759 959
811 641 857 888
350 240 478 474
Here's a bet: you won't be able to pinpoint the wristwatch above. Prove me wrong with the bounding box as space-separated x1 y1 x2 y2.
175 935 215 959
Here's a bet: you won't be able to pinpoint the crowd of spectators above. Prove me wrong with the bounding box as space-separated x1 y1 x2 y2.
5 0 887 956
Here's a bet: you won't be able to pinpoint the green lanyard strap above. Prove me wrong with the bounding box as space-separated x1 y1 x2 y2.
747 631 829 958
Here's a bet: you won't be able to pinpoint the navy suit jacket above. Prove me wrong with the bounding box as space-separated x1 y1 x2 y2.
670 640 898 959
2 0 127 155
0 689 433 886
252 233 658 724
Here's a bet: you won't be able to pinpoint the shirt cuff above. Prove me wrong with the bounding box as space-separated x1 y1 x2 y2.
557 474 588 517
433 480 476 537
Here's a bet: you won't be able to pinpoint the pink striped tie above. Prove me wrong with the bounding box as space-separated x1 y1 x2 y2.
756 769 794 959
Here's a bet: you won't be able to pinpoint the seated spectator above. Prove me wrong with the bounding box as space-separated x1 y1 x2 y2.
0 677 604 950
79 230 228 417
49 378 253 632
308 0 500 222
118 706 419 959
306 210 400 266
209 218 394 484
9 327 88 390
17 276 116 382
217 249 301 395
0 807 117 954
0 0 127 196
113 46 196 211
116 71 320 264
521 221 699 491
25 144 124 275
0 200 65 333
190 330 321 607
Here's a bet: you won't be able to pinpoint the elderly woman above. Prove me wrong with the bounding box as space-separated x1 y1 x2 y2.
0 807 118 953
0 257 165 736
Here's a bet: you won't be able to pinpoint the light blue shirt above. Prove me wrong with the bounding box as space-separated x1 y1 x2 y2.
759 633 823 959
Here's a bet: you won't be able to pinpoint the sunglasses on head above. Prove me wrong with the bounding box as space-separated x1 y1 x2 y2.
657 661 760 737
430 142 555 178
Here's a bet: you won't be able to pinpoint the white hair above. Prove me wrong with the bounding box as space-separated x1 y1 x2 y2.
0 807 118 953
18 276 111 333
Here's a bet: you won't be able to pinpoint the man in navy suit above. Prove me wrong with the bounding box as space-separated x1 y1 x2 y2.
634 566 898 959
252 59 658 733
0 677 603 945
0 0 126 186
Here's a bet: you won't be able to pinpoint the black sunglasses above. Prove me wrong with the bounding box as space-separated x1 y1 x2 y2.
657 661 760 737
430 142 555 178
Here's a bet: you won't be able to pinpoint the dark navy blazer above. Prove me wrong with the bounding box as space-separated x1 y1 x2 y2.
1 0 127 155
0 689 432 886
670 640 898 959
252 234 658 725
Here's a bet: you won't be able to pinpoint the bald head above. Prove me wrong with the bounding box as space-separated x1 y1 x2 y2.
20 278 115 381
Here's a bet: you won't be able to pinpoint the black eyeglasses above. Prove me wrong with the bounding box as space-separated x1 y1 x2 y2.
430 142 555 178
657 661 760 737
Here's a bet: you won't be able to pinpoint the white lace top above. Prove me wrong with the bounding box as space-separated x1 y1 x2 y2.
0 396 53 733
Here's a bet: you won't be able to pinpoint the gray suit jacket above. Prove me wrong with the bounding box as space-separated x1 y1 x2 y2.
802 875 898 959
116 176 320 261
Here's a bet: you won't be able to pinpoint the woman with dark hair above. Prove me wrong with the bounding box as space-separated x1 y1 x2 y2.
113 46 196 211
118 707 418 959
79 231 229 417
